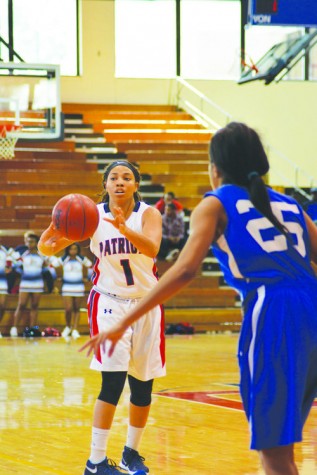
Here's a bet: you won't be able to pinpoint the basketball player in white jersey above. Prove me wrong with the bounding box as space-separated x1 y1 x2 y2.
39 161 165 475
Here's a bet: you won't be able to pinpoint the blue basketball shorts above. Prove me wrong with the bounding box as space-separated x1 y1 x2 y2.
238 282 317 450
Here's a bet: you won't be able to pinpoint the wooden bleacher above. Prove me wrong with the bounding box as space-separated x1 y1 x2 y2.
0 104 241 335
1 264 241 335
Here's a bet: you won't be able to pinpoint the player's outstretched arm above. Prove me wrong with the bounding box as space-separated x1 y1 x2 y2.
38 222 75 256
79 196 224 358
79 321 126 358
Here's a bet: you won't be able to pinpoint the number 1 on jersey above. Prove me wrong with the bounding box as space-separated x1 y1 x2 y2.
120 259 134 286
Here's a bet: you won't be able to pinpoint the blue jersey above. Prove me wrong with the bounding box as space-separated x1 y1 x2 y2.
205 184 317 450
205 185 316 300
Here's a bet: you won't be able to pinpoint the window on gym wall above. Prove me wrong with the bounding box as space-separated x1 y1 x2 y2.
0 0 79 76
115 0 241 80
0 0 9 61
245 26 305 80
115 0 176 78
181 0 241 80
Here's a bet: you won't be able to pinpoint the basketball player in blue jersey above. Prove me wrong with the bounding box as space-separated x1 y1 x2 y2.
39 161 165 475
81 122 317 475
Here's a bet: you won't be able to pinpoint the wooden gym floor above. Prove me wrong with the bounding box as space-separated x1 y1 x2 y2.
1 334 317 475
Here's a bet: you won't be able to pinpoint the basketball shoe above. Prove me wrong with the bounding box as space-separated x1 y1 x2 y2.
119 446 149 474
165 248 180 262
10 326 18 337
71 329 80 339
84 458 122 475
62 326 71 338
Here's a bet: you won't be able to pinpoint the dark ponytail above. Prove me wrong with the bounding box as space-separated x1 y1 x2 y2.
210 122 288 237
247 174 288 236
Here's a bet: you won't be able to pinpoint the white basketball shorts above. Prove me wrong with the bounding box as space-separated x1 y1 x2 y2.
88 288 166 381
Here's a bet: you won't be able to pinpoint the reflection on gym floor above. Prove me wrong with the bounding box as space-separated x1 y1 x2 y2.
1 335 317 474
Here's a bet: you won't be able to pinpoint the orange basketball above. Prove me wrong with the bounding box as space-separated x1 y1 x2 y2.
52 193 99 241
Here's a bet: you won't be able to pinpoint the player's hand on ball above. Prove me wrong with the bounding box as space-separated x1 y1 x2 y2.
38 222 69 256
104 206 127 234
79 323 126 358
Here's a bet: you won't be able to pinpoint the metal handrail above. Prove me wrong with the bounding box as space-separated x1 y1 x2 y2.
175 76 315 193
268 145 315 192
269 167 311 201
176 76 233 127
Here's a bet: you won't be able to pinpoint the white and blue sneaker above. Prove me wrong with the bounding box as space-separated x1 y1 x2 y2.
119 446 149 474
84 458 122 475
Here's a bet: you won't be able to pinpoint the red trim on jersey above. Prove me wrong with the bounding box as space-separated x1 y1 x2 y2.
152 261 159 280
88 289 102 363
92 257 100 285
153 262 164 365
159 304 166 367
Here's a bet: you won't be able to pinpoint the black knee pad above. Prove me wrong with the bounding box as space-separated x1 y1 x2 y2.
98 371 127 406
128 375 153 407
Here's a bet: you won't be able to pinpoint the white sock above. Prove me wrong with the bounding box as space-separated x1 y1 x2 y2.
89 427 110 464
126 425 145 452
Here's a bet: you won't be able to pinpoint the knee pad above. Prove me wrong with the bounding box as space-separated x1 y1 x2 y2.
128 375 153 407
98 371 127 406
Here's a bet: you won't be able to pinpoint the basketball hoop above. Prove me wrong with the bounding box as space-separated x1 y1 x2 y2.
241 50 259 74
0 124 22 160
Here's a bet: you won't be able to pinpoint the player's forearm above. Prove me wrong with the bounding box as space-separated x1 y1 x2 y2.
38 238 72 256
121 226 160 258
121 259 196 329
38 223 74 256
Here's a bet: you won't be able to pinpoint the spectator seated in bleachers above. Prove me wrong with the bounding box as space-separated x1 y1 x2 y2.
157 202 187 262
154 191 184 217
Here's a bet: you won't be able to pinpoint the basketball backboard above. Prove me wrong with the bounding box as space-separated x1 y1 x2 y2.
0 62 63 140
238 30 317 85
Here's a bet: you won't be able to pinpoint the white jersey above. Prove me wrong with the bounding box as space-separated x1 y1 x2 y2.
51 255 92 296
17 250 47 293
90 201 158 298
0 245 14 294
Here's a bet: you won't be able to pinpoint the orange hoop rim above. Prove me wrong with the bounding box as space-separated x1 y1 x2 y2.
0 124 22 138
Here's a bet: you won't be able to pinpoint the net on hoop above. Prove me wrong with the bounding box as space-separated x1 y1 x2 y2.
0 124 22 160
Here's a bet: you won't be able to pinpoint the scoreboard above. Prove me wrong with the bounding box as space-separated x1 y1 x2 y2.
249 0 317 26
